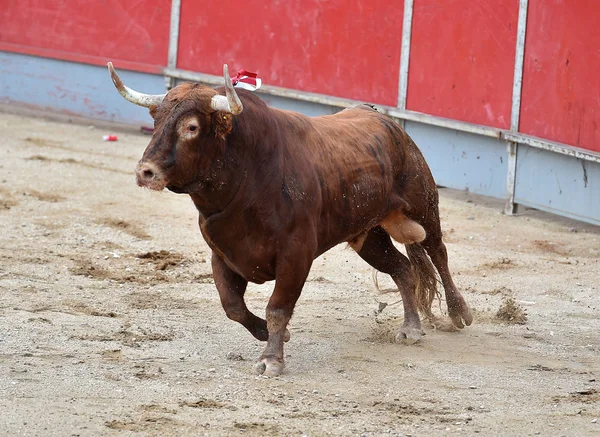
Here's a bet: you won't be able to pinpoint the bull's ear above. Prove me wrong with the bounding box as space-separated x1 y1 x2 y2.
212 111 233 139
149 105 159 119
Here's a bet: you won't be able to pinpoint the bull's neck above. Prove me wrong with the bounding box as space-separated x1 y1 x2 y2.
187 168 243 218
188 112 283 219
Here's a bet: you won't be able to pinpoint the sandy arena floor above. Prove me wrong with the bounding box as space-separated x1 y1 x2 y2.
0 111 598 436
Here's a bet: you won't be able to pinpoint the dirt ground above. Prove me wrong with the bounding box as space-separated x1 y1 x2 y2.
0 110 598 437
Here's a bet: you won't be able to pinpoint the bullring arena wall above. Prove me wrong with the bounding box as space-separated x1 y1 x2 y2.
1 0 598 225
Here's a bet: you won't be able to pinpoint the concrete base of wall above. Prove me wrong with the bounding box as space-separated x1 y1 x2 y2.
1 52 159 126
515 146 599 225
405 122 509 199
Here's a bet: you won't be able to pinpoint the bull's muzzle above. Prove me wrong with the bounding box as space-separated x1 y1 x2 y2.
135 162 166 191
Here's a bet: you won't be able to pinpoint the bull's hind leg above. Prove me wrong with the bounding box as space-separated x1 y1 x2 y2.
421 222 473 329
212 253 290 342
350 226 424 343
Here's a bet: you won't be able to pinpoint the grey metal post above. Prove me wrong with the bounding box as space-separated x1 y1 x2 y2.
395 0 415 129
165 0 182 90
397 0 414 112
505 141 518 214
505 0 529 215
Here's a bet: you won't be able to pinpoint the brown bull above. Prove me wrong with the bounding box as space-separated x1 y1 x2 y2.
108 63 472 376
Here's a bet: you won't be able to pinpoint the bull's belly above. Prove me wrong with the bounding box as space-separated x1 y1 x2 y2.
315 206 389 256
315 180 395 253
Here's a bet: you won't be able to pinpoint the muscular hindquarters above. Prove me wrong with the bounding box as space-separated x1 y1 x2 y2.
304 110 417 249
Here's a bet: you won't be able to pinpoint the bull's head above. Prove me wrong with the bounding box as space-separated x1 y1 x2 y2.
107 62 243 193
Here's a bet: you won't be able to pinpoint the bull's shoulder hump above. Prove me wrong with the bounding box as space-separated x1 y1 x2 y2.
350 103 378 112
312 106 383 123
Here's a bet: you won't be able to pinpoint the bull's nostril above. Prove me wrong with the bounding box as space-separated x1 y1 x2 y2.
142 169 154 180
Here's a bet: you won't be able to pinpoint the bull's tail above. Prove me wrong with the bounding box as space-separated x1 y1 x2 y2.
406 243 438 319
406 243 457 331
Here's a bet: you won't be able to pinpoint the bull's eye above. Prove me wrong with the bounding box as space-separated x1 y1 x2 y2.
189 125 197 132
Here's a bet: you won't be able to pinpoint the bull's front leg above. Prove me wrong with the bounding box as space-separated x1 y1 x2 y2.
254 251 312 377
212 252 271 341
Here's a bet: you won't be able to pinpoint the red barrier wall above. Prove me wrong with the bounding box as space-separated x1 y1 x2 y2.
520 0 600 153
406 0 519 129
177 0 404 106
0 0 597 153
0 0 170 73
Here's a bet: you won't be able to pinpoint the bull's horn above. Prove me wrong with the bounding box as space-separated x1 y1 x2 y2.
107 62 165 108
210 64 243 115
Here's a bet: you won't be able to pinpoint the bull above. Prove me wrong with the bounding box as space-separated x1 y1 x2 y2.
107 62 472 376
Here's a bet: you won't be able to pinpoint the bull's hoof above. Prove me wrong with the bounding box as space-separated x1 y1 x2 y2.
284 329 291 343
395 326 425 345
254 361 266 375
448 297 473 329
253 358 284 376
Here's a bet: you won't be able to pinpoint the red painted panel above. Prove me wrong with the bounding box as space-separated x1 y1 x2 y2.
520 0 600 152
407 0 519 129
178 0 403 106
0 0 170 72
